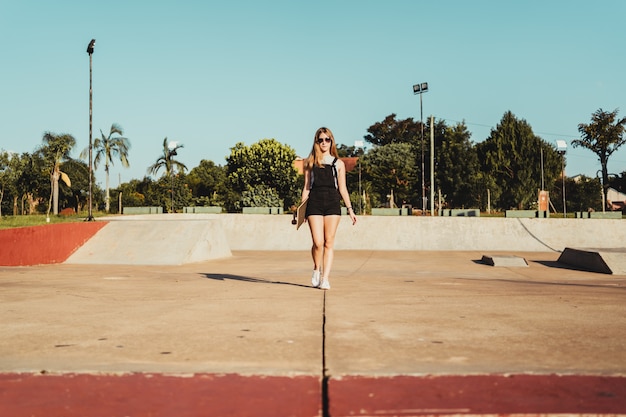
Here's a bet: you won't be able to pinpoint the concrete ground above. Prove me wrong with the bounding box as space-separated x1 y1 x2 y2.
1 249 626 416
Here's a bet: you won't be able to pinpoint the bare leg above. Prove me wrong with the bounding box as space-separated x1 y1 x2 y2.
321 215 341 282
307 215 325 272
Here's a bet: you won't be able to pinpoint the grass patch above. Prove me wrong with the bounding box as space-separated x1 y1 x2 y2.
0 214 104 230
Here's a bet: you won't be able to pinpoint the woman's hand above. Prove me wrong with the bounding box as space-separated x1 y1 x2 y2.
348 208 357 225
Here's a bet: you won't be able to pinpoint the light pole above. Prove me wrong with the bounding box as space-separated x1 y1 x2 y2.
429 115 435 216
413 82 428 214
355 140 364 214
86 39 96 221
556 140 567 218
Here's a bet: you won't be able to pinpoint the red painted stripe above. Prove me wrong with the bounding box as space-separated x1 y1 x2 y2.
0 373 321 417
2 373 624 416
0 222 106 266
329 374 626 416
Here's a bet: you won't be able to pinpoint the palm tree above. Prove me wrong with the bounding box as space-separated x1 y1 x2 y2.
573 108 626 198
148 138 187 213
40 132 75 216
81 124 130 212
148 138 187 177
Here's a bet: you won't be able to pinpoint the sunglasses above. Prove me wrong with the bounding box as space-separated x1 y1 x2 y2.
316 137 332 144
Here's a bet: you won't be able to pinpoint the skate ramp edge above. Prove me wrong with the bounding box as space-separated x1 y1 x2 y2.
557 247 626 275
65 219 232 265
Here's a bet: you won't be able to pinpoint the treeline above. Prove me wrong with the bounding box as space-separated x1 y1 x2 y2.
1 110 625 216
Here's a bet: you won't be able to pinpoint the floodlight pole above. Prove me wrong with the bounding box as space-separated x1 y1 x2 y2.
86 39 95 221
561 155 566 218
354 141 364 215
413 82 428 214
430 115 435 216
556 140 567 218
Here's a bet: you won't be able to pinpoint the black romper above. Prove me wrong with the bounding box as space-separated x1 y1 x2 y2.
306 157 341 217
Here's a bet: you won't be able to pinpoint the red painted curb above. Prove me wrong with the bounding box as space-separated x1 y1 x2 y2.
0 373 321 417
2 373 624 416
329 374 626 415
0 222 106 266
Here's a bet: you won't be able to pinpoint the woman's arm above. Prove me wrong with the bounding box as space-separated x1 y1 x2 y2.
336 160 357 225
301 168 311 202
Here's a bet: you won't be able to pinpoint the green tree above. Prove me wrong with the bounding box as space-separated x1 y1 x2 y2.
362 142 417 208
336 144 360 157
364 114 421 146
117 178 150 208
11 153 35 215
151 174 192 212
241 184 282 208
81 123 130 212
19 152 49 214
476 111 561 210
60 158 92 213
186 159 228 206
147 138 187 213
573 108 626 196
226 138 299 210
39 132 75 216
551 176 602 213
436 121 481 208
148 138 187 178
0 151 14 216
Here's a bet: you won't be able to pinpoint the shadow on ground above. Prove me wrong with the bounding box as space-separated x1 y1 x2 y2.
201 273 311 288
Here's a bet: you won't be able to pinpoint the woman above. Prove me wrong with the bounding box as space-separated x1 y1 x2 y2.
301 127 357 290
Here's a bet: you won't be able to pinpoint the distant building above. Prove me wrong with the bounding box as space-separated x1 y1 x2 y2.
607 187 626 211
293 157 359 175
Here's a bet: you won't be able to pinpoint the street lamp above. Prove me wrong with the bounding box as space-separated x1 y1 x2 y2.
413 82 428 214
86 39 96 221
556 140 567 218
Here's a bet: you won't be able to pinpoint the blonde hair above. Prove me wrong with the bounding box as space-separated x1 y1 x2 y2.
305 127 339 169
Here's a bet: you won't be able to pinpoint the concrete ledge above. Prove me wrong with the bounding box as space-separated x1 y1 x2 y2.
576 211 622 219
184 206 223 214
371 208 411 216
123 206 163 215
441 209 480 217
242 207 283 214
505 210 549 218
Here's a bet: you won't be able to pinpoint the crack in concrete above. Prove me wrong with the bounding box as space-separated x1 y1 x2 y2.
322 291 330 417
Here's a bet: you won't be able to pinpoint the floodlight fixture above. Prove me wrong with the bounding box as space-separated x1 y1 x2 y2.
87 39 96 55
413 82 428 94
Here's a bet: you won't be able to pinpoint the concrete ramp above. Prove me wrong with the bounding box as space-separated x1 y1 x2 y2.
65 219 231 265
557 247 626 275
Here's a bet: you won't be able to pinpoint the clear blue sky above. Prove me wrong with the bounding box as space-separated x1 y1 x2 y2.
1 0 624 187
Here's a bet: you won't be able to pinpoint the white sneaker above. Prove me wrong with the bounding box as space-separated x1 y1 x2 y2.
311 270 321 287
320 279 330 290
